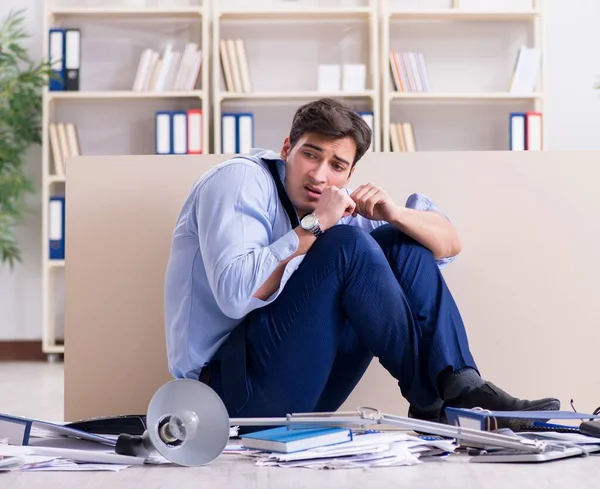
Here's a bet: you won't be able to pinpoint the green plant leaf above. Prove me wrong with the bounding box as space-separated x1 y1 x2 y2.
0 8 50 267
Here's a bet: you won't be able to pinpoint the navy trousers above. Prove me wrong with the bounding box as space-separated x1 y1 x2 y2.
204 224 478 419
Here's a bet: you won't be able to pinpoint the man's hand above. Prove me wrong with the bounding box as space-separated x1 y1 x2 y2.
314 186 356 231
350 183 400 222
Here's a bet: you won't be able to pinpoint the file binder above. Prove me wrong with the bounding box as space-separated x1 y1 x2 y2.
509 112 526 151
525 111 543 150
64 29 81 91
155 111 172 155
187 109 203 154
49 196 65 260
237 113 254 155
172 111 188 155
221 112 254 154
445 407 600 432
0 413 115 447
221 113 237 154
48 28 65 91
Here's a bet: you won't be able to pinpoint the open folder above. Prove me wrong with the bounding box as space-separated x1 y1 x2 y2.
445 408 600 431
0 414 116 447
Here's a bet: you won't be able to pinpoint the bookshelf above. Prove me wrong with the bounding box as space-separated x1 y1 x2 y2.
381 0 545 152
37 0 546 359
40 0 210 358
211 0 381 154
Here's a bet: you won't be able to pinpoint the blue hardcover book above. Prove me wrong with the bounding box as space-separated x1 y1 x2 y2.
240 426 352 453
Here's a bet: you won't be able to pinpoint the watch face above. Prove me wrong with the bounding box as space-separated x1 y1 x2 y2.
302 213 317 229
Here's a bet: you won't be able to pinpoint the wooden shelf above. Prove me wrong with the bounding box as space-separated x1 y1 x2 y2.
220 90 375 101
388 9 541 21
50 7 204 18
389 92 543 100
48 90 204 100
47 175 66 184
219 7 372 21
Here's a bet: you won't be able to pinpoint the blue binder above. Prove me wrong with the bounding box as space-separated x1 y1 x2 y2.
49 196 65 260
48 28 66 91
221 113 238 154
236 112 254 154
0 413 115 447
155 111 172 155
445 407 600 431
509 112 526 151
171 111 188 155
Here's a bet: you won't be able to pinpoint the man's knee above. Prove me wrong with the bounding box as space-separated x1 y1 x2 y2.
303 225 386 268
319 224 382 255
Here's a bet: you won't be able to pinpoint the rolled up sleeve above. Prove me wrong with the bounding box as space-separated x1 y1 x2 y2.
405 192 457 269
344 191 457 270
195 162 299 319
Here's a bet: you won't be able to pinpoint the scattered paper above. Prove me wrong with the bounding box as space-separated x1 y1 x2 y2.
249 431 456 470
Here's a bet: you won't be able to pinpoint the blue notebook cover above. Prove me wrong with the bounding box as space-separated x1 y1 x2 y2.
240 426 353 453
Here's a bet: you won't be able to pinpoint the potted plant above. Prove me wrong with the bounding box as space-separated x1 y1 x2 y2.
0 9 53 268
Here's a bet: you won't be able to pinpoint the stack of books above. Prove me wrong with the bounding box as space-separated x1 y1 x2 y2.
390 122 417 152
389 50 431 93
132 43 203 92
219 38 252 93
48 122 81 175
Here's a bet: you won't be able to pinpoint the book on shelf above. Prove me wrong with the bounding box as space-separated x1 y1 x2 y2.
220 39 252 93
48 28 81 91
509 46 541 93
49 122 80 177
510 111 542 151
155 109 204 155
389 51 431 93
132 43 203 92
390 122 417 152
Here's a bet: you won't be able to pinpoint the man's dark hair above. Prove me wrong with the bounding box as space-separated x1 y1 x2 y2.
288 98 372 166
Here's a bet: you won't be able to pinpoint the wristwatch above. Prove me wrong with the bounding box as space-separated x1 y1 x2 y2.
300 213 323 237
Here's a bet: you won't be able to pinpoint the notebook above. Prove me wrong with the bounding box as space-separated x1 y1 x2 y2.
240 426 353 453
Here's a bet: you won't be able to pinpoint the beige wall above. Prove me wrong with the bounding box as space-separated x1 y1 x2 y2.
65 150 600 421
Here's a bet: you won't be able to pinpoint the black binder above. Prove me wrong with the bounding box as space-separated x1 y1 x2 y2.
64 414 146 436
64 29 80 91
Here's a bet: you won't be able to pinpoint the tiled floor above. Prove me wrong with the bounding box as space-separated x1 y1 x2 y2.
1 361 600 488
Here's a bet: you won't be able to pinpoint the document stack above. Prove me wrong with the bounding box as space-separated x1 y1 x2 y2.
235 427 456 470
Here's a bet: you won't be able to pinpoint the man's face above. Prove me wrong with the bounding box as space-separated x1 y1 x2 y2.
280 132 356 215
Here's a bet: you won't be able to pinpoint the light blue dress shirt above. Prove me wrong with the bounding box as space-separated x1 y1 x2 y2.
164 148 456 380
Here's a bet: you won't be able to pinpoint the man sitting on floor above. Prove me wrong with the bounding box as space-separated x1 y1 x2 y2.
164 97 559 427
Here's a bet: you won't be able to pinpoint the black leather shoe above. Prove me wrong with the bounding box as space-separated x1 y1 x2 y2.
442 381 560 431
408 405 442 423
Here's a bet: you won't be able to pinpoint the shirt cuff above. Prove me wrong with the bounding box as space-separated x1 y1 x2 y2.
268 229 299 262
